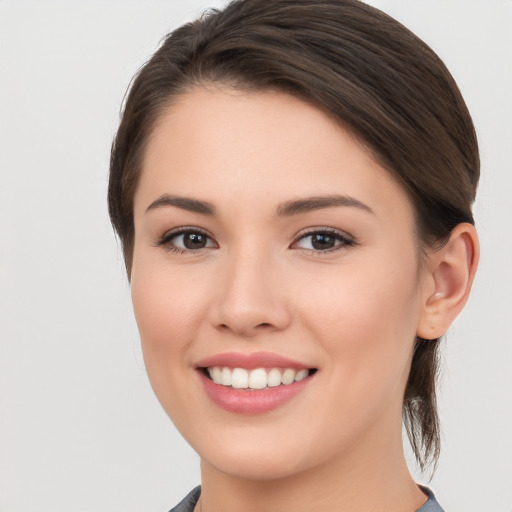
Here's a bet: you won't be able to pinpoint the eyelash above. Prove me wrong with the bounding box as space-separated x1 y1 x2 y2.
155 227 355 255
292 227 355 254
155 227 216 254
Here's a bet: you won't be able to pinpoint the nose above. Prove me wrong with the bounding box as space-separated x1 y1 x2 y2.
208 249 292 338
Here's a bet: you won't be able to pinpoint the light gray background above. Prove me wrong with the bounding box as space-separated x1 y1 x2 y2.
0 1 510 511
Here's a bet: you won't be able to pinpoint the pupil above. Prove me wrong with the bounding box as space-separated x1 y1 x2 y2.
184 233 206 249
312 234 335 250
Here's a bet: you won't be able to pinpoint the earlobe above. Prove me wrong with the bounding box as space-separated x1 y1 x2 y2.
417 223 479 340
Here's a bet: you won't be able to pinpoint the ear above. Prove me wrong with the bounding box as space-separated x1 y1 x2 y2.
417 223 479 340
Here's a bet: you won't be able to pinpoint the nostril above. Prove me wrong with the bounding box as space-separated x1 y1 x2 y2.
218 322 274 333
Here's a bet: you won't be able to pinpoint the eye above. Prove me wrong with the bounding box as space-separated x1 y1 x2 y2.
292 228 354 252
156 227 217 253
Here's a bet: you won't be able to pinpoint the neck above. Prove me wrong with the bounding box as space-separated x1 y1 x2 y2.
198 432 427 512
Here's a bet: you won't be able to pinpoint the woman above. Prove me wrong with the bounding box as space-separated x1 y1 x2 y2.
108 1 479 510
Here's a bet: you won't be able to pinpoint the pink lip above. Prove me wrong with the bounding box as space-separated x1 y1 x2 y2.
198 372 313 414
195 351 310 370
195 352 316 415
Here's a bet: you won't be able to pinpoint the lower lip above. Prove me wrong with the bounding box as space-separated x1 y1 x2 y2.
198 371 313 414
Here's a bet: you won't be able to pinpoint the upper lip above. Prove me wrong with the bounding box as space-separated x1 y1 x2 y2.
195 351 313 370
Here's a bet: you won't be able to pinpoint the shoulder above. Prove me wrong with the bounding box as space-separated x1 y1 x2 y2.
168 486 201 512
167 485 442 512
417 486 445 512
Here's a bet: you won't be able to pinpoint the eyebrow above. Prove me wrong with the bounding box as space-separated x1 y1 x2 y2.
277 195 373 216
145 194 216 215
145 193 373 217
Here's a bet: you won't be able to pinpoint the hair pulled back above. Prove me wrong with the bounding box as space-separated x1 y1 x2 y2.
108 0 479 471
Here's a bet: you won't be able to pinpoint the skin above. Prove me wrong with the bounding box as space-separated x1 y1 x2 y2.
130 87 478 512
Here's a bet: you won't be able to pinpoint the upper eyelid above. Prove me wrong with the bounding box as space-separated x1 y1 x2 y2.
161 226 211 239
293 226 354 240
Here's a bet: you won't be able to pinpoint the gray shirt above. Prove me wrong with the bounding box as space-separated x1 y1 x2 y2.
168 486 444 512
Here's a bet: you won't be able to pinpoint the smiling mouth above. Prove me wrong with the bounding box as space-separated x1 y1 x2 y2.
202 366 317 390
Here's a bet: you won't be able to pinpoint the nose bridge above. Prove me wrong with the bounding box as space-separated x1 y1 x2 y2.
210 242 290 336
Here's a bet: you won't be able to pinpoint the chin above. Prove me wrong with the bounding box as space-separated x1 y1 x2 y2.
186 421 327 482
202 447 309 482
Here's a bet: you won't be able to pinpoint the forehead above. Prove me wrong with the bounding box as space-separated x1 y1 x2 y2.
135 86 414 224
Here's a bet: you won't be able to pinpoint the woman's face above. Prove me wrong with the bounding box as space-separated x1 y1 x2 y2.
131 87 433 480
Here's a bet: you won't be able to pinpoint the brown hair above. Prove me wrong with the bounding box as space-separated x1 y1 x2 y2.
108 0 479 471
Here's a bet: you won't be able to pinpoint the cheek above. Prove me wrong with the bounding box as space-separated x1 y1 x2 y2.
130 260 222 434
297 254 422 396
130 260 210 387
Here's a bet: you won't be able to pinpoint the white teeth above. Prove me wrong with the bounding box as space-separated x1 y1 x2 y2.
207 366 311 389
267 368 282 387
209 366 222 384
221 367 232 386
231 368 249 389
281 368 296 385
295 369 309 382
248 368 267 390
